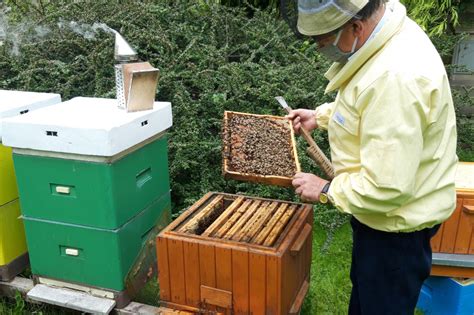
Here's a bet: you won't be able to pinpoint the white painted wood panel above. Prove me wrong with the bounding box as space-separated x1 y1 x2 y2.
2 97 172 156
0 90 61 140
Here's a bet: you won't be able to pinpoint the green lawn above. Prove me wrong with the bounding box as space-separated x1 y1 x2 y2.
302 222 353 314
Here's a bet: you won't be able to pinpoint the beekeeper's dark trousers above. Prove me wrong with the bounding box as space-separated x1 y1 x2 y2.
348 216 440 315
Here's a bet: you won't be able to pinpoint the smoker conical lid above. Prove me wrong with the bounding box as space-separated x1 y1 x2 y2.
114 31 138 62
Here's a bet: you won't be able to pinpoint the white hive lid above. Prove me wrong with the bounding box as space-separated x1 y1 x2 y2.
455 162 474 191
0 90 61 141
2 97 173 157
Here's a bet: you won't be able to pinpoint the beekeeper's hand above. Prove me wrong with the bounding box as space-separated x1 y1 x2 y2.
285 109 318 134
292 172 329 203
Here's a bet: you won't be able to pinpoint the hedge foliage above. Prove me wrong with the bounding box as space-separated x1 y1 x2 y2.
0 1 472 221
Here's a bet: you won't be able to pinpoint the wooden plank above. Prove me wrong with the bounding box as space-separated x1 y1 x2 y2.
289 280 309 315
290 224 312 256
116 302 194 314
240 202 279 243
215 246 233 292
168 239 186 305
199 243 216 312
27 284 116 315
157 236 171 302
431 264 474 278
215 246 233 315
0 278 193 315
179 195 224 234
165 232 276 255
304 213 313 284
167 193 215 233
183 240 200 307
232 201 270 242
232 249 249 315
199 243 216 311
199 244 216 288
464 199 474 254
277 205 312 315
266 255 280 315
440 201 463 253
249 251 266 314
253 203 289 245
228 201 268 241
200 285 232 309
0 277 34 298
263 205 298 247
430 220 444 252
280 250 293 314
214 199 253 238
470 226 474 255
454 200 474 254
202 196 245 237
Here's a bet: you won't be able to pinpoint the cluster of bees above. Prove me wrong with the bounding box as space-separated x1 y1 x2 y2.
227 114 296 177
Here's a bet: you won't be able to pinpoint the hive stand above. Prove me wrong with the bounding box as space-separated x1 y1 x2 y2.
0 276 193 314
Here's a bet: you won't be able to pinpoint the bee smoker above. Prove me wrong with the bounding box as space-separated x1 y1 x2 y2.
113 30 159 112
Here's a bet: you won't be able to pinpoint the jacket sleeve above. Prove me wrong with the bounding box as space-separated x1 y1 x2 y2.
329 72 428 214
315 102 335 130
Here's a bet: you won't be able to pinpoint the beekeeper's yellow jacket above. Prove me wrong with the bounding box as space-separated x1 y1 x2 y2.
315 0 458 232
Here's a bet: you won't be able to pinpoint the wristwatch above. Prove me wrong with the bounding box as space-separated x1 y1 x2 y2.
319 182 331 204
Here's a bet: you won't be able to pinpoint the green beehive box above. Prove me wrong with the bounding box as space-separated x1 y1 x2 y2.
23 193 171 291
13 135 170 229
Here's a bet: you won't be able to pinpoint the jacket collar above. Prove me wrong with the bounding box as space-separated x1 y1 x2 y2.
324 0 406 93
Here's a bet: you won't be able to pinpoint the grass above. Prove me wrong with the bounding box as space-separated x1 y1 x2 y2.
302 222 353 314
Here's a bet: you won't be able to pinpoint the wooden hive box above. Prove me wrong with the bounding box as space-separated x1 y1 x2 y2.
157 192 313 315
430 162 474 278
222 111 300 187
431 162 474 254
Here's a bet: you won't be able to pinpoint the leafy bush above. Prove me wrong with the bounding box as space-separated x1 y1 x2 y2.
401 0 461 35
0 0 471 217
0 1 333 213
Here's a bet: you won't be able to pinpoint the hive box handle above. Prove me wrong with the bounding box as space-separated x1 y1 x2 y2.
463 205 474 214
291 223 312 256
289 279 309 315
200 285 232 310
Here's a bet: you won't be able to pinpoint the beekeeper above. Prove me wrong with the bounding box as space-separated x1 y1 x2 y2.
286 0 458 313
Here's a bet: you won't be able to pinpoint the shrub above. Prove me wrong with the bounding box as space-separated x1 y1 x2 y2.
0 0 471 217
0 1 333 213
